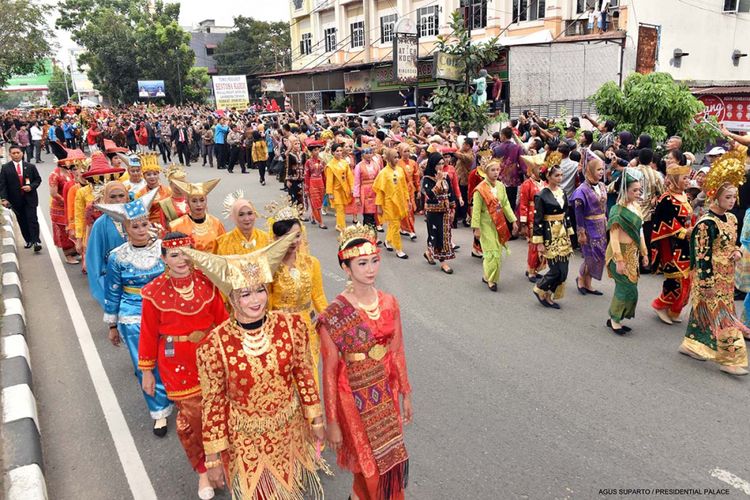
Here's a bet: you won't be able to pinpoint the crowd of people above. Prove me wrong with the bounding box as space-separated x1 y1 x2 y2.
2 100 750 498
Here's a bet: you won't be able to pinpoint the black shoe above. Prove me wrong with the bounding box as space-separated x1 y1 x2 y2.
227 169 234 173
606 319 626 335
471 251 483 258
533 289 550 307
153 418 168 438
586 289 604 296
24 242 33 249
488 282 497 291
548 301 561 309
33 243 42 253
260 180 266 185
452 244 460 251
576 278 587 295
525 271 537 283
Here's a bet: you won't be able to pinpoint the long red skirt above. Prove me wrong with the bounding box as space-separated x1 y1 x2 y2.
53 222 75 251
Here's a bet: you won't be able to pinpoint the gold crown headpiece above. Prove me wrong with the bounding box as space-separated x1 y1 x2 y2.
222 190 254 219
165 164 187 181
139 152 162 173
337 224 379 260
477 149 493 167
704 151 746 199
171 178 220 197
666 164 692 176
264 195 302 223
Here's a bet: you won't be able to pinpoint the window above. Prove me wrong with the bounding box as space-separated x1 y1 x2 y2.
324 27 337 52
300 33 312 55
380 14 397 43
350 20 364 48
576 0 597 13
292 0 303 9
417 5 439 37
460 0 488 29
724 0 738 11
513 0 545 21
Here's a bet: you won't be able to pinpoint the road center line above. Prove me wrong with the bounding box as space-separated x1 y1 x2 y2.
710 468 750 495
38 210 157 500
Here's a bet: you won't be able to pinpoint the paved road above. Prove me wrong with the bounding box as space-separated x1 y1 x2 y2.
21 150 750 499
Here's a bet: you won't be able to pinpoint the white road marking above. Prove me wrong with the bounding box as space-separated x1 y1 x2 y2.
5 463 49 500
2 384 39 430
710 468 750 495
38 210 157 500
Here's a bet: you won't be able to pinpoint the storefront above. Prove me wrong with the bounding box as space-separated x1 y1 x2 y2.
694 87 750 133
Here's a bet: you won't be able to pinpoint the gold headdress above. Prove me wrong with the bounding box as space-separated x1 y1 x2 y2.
703 150 746 199
139 152 162 173
265 195 303 223
182 231 298 296
164 164 187 182
171 178 221 197
222 190 255 219
337 224 379 261
666 164 691 176
477 149 493 169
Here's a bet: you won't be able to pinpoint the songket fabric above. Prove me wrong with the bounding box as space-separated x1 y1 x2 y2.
532 187 574 298
268 253 328 390
170 214 226 253
74 184 95 240
326 158 354 230
681 212 749 367
354 159 381 217
157 196 188 228
373 164 410 252
570 181 608 281
422 175 455 262
103 240 173 419
49 167 75 250
606 205 644 322
398 158 420 234
215 227 270 255
139 269 228 472
85 214 126 309
317 292 411 500
650 192 692 316
518 177 545 274
196 312 328 499
471 180 516 283
304 156 326 224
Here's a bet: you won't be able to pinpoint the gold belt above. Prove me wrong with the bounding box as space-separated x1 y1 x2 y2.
344 344 388 362
585 214 606 220
123 286 142 295
543 214 565 222
234 396 300 436
161 331 206 343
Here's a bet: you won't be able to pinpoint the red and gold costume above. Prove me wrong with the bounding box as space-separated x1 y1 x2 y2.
650 185 692 319
186 233 329 500
519 176 546 274
158 164 189 227
304 149 326 226
49 151 82 251
136 184 172 226
397 157 420 234
139 254 228 473
317 225 411 500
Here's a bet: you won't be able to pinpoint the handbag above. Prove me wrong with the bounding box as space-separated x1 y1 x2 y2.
734 247 750 293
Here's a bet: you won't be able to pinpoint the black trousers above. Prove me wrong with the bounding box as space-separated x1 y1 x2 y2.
228 146 240 171
12 202 40 245
158 142 171 163
536 257 569 293
215 143 228 168
456 184 469 222
176 142 190 165
288 180 304 207
257 159 267 183
505 186 519 212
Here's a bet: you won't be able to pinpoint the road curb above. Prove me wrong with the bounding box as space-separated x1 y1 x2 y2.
1 210 48 500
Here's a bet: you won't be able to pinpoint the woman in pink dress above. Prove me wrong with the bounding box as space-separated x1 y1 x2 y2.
354 147 382 234
344 140 359 224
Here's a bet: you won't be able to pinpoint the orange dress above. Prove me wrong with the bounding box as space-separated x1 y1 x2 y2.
135 184 172 228
196 312 328 499
169 214 225 253
317 292 411 500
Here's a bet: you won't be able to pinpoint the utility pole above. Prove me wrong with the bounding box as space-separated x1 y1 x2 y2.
465 2 472 94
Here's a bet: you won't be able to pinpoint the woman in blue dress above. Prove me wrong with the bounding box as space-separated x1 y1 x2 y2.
98 189 173 436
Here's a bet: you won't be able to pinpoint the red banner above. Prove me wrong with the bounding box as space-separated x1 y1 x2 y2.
697 94 750 131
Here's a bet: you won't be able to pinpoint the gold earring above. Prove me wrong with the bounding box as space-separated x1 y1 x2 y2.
345 279 354 294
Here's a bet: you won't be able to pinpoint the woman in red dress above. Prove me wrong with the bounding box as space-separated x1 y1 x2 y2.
50 146 85 264
304 140 327 229
317 224 413 500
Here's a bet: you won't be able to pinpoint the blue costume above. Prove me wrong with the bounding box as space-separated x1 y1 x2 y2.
86 214 126 309
103 240 172 419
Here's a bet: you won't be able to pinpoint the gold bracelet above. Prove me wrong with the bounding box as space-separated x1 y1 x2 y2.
204 459 223 469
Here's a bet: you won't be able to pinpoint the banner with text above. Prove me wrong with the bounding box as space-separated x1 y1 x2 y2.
212 75 250 109
137 80 166 98
393 33 418 83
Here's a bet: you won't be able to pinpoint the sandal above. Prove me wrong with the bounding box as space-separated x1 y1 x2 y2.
423 252 436 265
441 264 453 275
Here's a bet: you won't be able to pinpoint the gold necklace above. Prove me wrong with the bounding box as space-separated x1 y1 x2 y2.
357 294 380 321
240 323 271 357
192 218 210 236
172 279 195 301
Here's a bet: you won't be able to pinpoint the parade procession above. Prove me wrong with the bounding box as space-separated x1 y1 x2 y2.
1 0 750 499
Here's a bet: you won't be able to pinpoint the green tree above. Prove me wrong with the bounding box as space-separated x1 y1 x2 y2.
48 66 75 106
183 67 210 103
56 0 193 104
0 0 52 88
590 72 721 153
214 17 291 76
430 10 500 133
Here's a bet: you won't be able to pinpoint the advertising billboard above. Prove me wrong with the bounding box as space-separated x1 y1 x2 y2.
212 75 250 110
137 80 166 98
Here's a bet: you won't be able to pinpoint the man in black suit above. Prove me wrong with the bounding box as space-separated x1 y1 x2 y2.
0 145 43 252
171 121 191 166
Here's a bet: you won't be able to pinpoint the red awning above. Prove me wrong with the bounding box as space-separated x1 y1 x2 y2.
205 43 218 49
691 86 750 95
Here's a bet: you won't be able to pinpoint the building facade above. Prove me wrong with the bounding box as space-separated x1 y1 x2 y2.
186 19 233 75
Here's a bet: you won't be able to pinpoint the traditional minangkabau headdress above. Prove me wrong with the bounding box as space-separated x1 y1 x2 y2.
222 190 255 219
116 153 142 168
264 195 303 223
139 152 162 173
164 164 187 182
95 188 158 223
171 178 221 197
337 224 379 261
182 231 298 296
477 149 493 171
520 152 546 176
703 149 746 199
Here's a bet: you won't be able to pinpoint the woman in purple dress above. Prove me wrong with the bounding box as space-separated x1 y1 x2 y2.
571 154 608 295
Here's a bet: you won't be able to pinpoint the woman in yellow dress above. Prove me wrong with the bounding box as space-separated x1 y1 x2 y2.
215 191 270 255
265 198 328 389
326 143 355 232
374 148 411 260
169 178 226 253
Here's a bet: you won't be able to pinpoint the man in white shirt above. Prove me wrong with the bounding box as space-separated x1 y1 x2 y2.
29 122 43 163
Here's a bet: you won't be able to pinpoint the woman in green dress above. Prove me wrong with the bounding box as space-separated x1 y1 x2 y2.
678 162 750 376
605 168 650 334
471 160 518 291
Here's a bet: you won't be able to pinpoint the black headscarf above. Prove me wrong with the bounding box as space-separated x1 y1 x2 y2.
424 152 443 177
637 134 653 150
618 131 635 148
